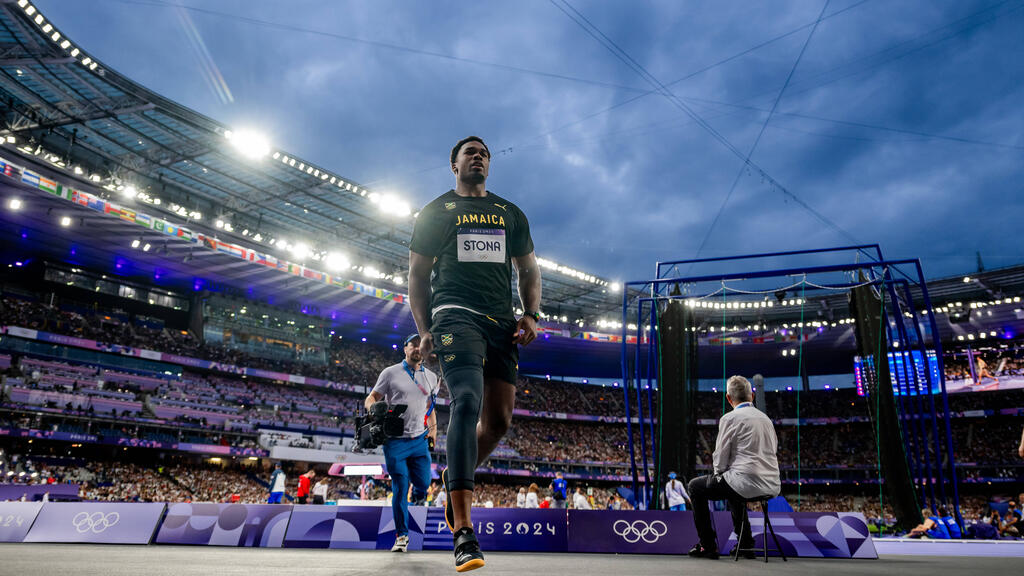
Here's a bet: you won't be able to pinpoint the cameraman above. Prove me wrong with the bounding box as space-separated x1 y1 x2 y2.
364 334 439 553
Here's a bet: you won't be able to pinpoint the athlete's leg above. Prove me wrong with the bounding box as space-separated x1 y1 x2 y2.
476 377 516 466
443 361 485 531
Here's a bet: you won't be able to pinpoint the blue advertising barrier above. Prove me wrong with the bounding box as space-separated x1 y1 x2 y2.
154 503 290 547
23 502 165 544
0 502 44 542
282 505 428 550
714 511 878 559
423 507 568 552
3 502 877 558
568 509 699 554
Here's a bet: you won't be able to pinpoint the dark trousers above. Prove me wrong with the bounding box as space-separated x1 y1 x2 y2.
297 495 308 504
687 474 753 549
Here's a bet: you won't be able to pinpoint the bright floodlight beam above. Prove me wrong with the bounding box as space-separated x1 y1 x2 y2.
225 129 271 159
325 252 350 272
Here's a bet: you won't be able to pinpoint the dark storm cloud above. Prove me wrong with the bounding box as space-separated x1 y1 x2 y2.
37 0 1024 282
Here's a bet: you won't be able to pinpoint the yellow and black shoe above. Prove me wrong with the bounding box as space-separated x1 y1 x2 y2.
453 527 485 572
441 467 455 532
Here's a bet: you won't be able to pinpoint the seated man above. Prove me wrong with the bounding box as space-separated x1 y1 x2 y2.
687 375 780 559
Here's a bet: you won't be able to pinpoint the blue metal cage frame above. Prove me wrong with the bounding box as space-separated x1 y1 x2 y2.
619 245 961 524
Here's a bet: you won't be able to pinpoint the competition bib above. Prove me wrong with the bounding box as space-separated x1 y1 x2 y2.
457 228 506 263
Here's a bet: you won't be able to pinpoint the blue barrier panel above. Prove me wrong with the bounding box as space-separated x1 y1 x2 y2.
568 510 698 554
423 508 568 552
282 505 427 550
0 502 43 542
0 483 79 501
713 511 878 558
23 502 164 544
154 503 290 547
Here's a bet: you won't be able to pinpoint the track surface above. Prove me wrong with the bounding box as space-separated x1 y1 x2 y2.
0 544 1011 576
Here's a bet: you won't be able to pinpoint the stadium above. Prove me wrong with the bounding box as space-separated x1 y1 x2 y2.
1 1 1022 574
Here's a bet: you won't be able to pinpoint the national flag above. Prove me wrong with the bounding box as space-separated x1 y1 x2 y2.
38 176 57 194
135 213 152 228
20 170 39 187
87 196 105 212
153 220 165 232
71 190 90 206
164 223 178 236
119 208 136 223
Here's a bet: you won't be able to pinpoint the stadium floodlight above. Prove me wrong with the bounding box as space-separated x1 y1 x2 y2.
378 194 411 218
393 276 404 286
142 243 151 252
610 283 621 293
963 276 971 283
215 219 224 229
289 242 310 260
131 239 141 249
325 252 350 272
122 185 137 199
225 129 271 159
7 198 22 211
59 216 71 227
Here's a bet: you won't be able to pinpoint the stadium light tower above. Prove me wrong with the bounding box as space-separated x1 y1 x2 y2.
225 129 271 159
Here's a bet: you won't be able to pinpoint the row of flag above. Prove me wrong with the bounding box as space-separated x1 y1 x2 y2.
0 155 405 305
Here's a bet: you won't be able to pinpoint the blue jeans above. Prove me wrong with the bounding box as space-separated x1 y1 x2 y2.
671 503 687 511
384 431 432 536
267 491 283 504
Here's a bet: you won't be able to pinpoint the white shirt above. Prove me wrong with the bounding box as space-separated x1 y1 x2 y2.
435 489 447 508
713 402 781 499
270 470 286 493
516 492 526 508
524 492 539 508
573 492 592 510
312 482 328 498
372 361 440 438
665 479 688 507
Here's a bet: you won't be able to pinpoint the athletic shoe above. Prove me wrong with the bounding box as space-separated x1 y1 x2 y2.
441 467 455 532
391 534 409 552
453 527 485 572
687 544 720 559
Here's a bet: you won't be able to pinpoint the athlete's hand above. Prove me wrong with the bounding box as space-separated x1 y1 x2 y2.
1018 443 1024 459
513 315 538 347
418 332 435 358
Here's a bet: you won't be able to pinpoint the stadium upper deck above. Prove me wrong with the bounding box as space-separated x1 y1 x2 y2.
0 0 622 326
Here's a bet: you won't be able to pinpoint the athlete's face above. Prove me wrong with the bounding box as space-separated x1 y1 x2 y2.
452 142 490 184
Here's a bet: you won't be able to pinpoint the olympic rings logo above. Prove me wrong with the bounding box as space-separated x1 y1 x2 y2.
612 519 668 544
72 511 120 534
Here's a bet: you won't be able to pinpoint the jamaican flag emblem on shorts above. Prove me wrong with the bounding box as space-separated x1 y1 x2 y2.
441 333 454 346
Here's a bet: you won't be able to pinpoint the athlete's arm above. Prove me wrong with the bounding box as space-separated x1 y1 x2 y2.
409 250 436 356
427 409 437 445
512 251 541 346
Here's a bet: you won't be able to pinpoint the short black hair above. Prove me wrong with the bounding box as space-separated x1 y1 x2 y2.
450 136 489 166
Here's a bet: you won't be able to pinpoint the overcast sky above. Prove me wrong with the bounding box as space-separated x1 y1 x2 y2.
35 0 1024 283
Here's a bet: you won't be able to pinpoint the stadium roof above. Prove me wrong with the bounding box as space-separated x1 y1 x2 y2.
0 0 623 323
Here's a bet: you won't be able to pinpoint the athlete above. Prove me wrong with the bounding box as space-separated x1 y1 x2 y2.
409 135 541 572
974 356 1000 386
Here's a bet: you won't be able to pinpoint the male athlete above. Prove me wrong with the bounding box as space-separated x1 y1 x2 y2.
409 136 541 571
